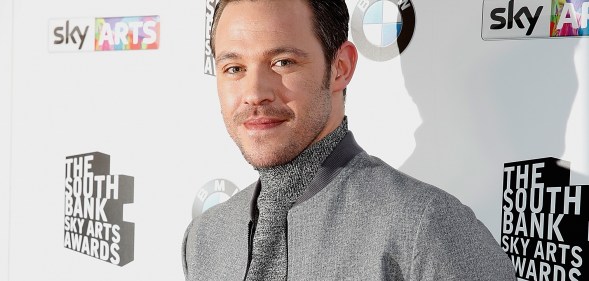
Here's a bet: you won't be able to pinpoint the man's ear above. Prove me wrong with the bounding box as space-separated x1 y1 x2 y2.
330 41 358 93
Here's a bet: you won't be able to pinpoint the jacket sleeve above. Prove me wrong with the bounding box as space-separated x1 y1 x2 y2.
408 193 516 281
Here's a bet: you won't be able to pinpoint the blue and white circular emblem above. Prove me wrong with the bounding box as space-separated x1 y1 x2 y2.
363 0 402 47
192 179 240 218
352 0 416 61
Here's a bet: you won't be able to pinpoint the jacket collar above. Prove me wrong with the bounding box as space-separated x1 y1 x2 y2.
248 131 364 221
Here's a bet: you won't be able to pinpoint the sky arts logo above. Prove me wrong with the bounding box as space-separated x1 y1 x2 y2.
351 0 415 61
482 0 589 40
49 16 159 52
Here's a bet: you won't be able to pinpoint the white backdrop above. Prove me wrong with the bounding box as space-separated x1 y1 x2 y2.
9 0 209 279
1 0 14 280
347 0 589 239
5 0 589 280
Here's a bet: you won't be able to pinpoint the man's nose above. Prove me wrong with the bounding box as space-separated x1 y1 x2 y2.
242 66 276 106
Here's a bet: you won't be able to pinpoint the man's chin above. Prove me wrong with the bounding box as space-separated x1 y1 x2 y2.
246 155 291 169
236 136 308 168
242 150 297 169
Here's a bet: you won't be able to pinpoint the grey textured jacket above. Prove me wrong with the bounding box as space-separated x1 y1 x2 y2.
182 133 515 280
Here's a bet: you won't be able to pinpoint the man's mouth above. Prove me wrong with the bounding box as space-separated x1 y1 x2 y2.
243 117 286 130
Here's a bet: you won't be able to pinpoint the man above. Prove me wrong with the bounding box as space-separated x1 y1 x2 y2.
182 0 515 280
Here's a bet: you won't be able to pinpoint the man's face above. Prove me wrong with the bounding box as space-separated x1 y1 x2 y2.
214 0 336 168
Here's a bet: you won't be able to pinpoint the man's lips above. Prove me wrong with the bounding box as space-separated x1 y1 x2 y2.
243 117 286 130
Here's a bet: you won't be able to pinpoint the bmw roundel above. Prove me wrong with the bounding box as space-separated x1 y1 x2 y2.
192 179 240 218
351 0 416 61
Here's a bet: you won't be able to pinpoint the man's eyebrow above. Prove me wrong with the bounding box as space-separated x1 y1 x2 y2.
215 47 309 64
263 47 309 59
215 52 241 63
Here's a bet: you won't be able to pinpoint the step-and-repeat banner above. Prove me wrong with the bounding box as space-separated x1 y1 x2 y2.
5 0 588 280
1 0 13 279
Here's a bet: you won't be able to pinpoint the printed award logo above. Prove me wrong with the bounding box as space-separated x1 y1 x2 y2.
63 152 135 266
95 16 159 51
482 0 589 39
501 157 588 280
49 18 96 52
49 16 159 52
204 0 220 76
192 179 240 218
550 0 589 36
351 0 416 61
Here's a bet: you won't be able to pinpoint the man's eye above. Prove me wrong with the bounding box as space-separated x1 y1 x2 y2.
273 59 294 67
225 66 243 74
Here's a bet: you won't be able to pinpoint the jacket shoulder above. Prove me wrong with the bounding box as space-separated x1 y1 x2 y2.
342 153 514 280
182 182 255 280
342 152 455 206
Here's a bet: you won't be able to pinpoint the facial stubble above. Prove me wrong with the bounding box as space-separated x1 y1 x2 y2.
224 70 332 169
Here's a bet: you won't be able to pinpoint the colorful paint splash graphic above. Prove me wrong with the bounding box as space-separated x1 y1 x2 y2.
551 0 589 36
95 16 160 51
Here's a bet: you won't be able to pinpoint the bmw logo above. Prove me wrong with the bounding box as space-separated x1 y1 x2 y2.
192 179 240 218
351 0 416 61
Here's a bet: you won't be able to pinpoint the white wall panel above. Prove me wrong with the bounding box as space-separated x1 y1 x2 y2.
564 40 589 185
1 0 13 280
346 0 588 241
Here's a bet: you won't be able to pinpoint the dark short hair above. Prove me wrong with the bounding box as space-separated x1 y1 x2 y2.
211 0 349 67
